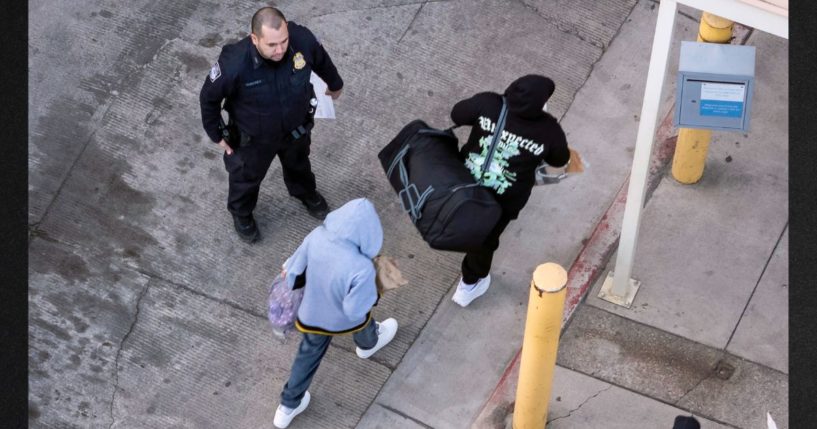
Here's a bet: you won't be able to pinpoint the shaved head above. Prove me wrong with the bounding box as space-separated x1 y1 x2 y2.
250 7 290 62
251 7 286 35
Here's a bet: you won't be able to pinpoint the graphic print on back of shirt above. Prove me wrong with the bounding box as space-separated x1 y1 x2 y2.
466 115 545 194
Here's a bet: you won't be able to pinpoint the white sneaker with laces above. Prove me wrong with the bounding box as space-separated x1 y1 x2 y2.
356 318 398 359
451 274 491 307
273 391 310 428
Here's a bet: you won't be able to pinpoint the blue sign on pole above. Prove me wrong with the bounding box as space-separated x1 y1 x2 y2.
700 100 744 117
699 82 746 118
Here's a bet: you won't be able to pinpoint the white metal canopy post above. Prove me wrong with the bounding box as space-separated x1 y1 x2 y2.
606 0 678 303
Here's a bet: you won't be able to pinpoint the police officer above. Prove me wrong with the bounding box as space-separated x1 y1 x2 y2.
200 7 343 243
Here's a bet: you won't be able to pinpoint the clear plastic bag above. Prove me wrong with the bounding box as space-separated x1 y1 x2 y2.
267 274 304 336
534 164 568 185
534 150 589 186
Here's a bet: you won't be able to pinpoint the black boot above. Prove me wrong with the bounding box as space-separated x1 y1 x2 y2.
299 191 329 220
232 213 260 243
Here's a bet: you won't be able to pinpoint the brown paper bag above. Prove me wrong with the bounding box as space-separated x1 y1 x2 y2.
565 148 585 174
374 255 408 294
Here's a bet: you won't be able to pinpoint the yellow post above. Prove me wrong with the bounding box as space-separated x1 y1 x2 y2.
671 12 734 184
513 263 568 429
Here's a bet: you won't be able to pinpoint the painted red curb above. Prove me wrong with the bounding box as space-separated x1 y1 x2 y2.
563 106 678 322
471 108 678 428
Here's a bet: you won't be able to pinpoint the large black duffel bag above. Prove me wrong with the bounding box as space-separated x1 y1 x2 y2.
377 109 507 252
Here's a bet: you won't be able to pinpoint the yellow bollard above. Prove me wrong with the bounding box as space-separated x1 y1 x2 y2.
698 12 734 43
671 127 712 183
513 263 568 429
671 12 734 184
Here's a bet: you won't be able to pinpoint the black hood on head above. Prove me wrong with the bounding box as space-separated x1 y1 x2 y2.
504 75 555 119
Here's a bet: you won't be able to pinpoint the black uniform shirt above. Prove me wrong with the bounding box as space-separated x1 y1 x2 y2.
199 22 343 144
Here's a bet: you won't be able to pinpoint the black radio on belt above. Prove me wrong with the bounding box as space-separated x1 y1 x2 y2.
218 115 240 146
290 94 318 141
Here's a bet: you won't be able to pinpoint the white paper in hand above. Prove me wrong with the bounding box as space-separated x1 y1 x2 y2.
766 412 778 429
309 72 336 119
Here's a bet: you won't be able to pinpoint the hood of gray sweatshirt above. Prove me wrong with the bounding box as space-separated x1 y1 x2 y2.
284 198 383 333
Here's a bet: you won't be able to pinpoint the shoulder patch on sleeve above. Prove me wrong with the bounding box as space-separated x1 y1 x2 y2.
209 62 222 82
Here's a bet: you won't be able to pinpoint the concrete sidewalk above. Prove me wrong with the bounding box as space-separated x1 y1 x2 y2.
28 1 787 428
360 2 788 429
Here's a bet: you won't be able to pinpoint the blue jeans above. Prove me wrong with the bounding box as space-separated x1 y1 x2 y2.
280 318 378 408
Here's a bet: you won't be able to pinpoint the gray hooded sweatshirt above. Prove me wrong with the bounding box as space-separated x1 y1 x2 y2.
284 198 383 334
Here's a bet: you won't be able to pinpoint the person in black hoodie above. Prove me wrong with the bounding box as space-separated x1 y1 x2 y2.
450 74 572 307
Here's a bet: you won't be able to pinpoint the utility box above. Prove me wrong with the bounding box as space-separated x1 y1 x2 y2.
674 41 756 132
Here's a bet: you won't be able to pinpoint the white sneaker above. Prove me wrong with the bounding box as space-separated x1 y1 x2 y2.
273 391 310 428
356 318 398 359
451 274 491 307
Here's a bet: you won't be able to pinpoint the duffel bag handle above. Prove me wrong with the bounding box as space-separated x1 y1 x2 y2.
398 183 433 223
388 144 434 223
418 127 458 139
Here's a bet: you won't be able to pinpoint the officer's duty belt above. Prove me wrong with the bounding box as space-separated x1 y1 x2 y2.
289 120 314 141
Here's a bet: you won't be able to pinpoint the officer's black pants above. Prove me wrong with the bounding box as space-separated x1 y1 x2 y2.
460 214 514 284
223 134 316 217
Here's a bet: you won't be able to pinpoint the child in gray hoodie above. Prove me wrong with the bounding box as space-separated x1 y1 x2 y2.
273 198 398 429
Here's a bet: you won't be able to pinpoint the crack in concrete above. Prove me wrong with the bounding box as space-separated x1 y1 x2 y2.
675 370 712 406
724 222 788 351
354 278 461 426
674 348 727 408
32 34 180 234
555 0 639 123
377 403 435 428
28 227 59 244
735 27 754 45
554 0 705 124
677 9 700 22
398 2 427 44
307 0 448 21
28 227 107 264
512 0 605 48
30 228 273 336
34 98 117 232
666 222 788 417
558 365 742 428
553 0 697 127
131 267 267 321
547 385 613 424
108 279 152 429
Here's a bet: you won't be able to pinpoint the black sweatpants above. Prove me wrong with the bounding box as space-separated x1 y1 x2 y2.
223 134 316 217
460 213 514 284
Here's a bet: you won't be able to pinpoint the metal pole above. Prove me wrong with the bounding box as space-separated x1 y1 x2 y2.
513 263 568 429
610 0 678 298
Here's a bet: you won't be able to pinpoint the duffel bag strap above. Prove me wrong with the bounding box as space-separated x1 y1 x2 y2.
387 144 410 178
478 96 508 185
387 144 434 223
